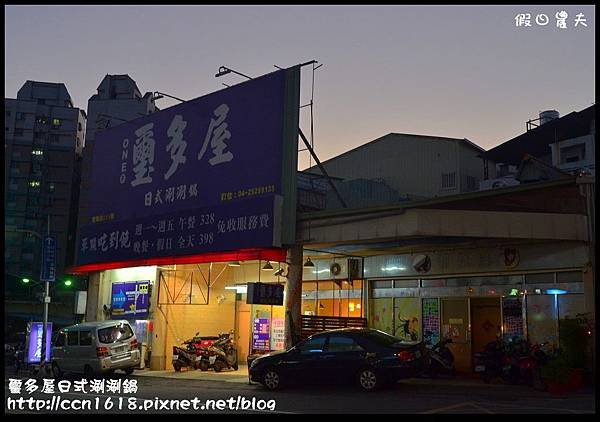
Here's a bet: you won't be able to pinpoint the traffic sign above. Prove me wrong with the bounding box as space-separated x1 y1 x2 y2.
40 235 57 282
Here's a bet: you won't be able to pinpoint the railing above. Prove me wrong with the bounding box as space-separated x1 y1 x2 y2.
300 315 368 340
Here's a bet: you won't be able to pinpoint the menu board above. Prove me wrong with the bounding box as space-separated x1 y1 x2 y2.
422 298 440 346
271 317 285 350
252 318 270 351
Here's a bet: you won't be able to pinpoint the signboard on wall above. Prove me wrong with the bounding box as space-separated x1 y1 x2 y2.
111 281 150 319
77 67 300 266
252 318 270 351
246 282 284 305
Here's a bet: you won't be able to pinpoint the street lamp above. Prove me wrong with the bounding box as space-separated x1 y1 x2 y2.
5 220 53 376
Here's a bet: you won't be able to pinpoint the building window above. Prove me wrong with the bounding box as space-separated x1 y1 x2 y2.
29 180 41 188
14 128 24 137
50 134 60 143
52 118 61 128
37 99 46 105
16 112 26 120
466 175 478 192
560 144 585 164
372 280 393 289
442 172 457 189
36 115 48 124
31 149 44 156
6 110 11 116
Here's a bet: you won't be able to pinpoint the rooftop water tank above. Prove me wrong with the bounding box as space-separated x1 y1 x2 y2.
539 110 559 125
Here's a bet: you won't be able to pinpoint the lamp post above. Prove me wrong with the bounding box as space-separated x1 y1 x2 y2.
6 217 54 375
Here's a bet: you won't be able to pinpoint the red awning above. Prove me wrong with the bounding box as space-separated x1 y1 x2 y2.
65 247 287 274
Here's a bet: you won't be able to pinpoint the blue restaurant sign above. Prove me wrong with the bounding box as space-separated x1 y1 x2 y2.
78 67 300 266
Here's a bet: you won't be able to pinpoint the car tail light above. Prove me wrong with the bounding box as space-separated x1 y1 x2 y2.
131 339 139 350
97 347 109 358
397 351 415 361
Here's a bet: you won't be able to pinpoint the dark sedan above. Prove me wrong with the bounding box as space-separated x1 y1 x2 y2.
249 328 426 391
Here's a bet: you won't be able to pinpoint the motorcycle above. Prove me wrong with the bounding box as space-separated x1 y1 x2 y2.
474 338 516 384
518 342 549 389
475 337 529 385
172 332 220 372
424 336 455 378
202 330 238 372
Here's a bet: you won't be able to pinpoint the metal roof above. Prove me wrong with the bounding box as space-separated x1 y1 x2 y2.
305 132 486 171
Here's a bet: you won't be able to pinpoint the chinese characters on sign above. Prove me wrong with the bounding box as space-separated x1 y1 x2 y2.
79 68 299 266
252 318 270 351
26 322 52 364
246 282 285 306
111 281 150 319
515 11 588 28
271 318 285 350
79 196 277 263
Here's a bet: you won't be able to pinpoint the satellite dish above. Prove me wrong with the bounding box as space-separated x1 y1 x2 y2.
330 262 342 276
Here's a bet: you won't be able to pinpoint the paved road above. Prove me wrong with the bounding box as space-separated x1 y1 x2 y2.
4 368 595 414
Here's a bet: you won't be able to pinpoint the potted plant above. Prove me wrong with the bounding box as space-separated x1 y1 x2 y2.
541 355 573 395
559 318 588 391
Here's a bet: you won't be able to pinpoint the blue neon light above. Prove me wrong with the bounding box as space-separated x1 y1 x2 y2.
546 289 567 295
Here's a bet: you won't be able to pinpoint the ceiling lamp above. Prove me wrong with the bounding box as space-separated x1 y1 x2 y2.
227 261 241 267
303 257 315 267
262 261 274 271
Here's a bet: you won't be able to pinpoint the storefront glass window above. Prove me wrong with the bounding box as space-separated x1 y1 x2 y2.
301 281 317 316
369 298 394 335
394 280 418 288
309 280 364 318
372 280 392 289
558 294 585 319
525 273 555 284
526 294 558 347
556 271 583 283
421 279 445 288
393 297 422 341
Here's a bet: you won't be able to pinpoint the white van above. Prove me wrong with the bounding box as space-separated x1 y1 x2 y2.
52 320 141 378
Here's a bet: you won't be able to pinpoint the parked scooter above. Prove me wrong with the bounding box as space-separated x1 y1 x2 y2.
203 330 238 372
475 337 528 384
518 342 549 389
172 332 219 372
424 335 455 378
474 338 512 383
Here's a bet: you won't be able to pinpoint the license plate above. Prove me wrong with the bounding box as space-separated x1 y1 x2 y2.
209 356 216 364
172 355 178 361
195 356 202 361
474 365 485 372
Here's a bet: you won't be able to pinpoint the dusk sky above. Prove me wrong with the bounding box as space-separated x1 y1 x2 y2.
5 5 595 170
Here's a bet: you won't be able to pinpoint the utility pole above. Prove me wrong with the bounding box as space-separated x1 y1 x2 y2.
39 214 51 376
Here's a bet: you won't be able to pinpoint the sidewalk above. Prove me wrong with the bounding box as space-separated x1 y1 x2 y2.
133 365 250 383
